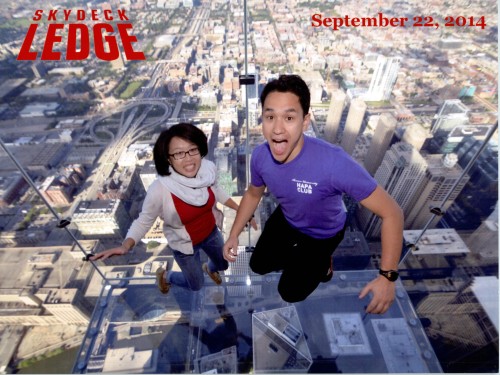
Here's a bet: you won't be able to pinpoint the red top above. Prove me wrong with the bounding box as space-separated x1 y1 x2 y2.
171 188 216 245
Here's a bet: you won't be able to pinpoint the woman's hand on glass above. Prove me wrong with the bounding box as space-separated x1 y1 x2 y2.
90 245 129 261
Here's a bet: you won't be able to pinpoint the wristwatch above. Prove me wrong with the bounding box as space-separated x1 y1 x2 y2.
379 268 399 281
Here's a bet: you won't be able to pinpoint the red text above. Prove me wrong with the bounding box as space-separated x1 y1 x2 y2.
17 23 145 61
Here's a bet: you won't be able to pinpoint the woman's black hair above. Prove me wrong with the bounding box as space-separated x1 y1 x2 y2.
153 122 208 176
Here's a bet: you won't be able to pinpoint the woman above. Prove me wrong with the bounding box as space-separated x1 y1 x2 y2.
91 123 255 294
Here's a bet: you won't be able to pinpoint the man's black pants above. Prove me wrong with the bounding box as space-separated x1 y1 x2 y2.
250 206 345 303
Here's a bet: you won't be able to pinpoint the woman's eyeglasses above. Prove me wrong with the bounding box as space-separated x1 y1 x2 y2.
169 147 200 160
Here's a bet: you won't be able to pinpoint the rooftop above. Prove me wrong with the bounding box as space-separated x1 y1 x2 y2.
403 228 470 255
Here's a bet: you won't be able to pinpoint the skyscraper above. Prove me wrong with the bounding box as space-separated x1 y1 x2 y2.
405 153 468 229
364 113 397 175
72 200 132 239
241 64 259 102
340 98 367 155
358 142 427 238
365 55 401 102
431 100 469 134
139 161 157 191
324 89 346 144
43 289 91 324
444 136 498 230
402 122 430 151
414 276 499 372
465 204 498 262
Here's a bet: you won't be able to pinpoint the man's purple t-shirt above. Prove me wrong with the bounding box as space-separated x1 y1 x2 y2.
251 136 377 239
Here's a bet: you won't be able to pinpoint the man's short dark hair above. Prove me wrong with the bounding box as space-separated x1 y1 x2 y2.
260 74 310 115
153 122 208 176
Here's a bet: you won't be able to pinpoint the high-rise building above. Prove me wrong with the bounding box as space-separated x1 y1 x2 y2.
252 305 312 373
364 113 397 175
72 200 131 239
431 99 469 134
0 245 96 328
465 204 498 262
241 64 259 103
309 81 323 103
365 55 401 102
324 89 346 144
403 227 470 257
414 276 498 372
209 62 221 85
0 173 28 207
405 153 468 229
444 136 498 230
402 123 430 151
236 144 247 194
43 289 91 325
340 98 367 155
139 161 157 191
215 148 230 174
358 142 427 238
300 71 324 104
101 347 158 373
247 97 260 129
439 124 492 154
43 183 73 206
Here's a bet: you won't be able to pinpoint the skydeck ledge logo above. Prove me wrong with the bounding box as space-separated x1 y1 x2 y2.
17 9 146 61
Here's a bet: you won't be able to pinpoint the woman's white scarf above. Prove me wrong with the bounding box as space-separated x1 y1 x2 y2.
159 159 216 206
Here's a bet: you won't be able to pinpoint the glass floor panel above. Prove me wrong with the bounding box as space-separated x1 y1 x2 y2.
73 270 441 373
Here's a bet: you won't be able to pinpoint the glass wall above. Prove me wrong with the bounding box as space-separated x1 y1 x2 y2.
0 0 497 373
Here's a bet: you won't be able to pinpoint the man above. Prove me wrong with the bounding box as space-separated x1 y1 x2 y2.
223 75 404 314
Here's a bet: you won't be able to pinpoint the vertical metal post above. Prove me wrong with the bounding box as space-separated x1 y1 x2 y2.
243 0 252 248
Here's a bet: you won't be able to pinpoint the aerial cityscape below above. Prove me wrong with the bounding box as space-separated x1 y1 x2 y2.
0 0 497 373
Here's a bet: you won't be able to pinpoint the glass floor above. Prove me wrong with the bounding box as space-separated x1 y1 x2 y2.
73 268 442 373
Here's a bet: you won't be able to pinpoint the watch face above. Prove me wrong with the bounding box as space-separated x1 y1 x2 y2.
387 271 398 281
380 269 399 281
